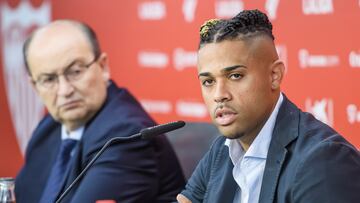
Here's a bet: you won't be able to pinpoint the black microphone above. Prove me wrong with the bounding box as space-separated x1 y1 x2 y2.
55 120 186 203
141 120 185 139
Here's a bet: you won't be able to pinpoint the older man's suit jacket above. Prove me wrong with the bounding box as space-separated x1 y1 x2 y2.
15 81 185 203
181 95 360 203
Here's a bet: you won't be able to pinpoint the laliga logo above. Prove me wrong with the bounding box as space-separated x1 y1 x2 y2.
138 51 169 68
140 99 208 119
140 99 172 114
302 0 334 15
173 48 197 71
349 51 360 68
305 98 334 127
298 49 339 68
138 1 166 20
176 100 208 118
265 0 280 20
347 104 360 124
215 0 244 18
1 1 50 153
183 0 198 23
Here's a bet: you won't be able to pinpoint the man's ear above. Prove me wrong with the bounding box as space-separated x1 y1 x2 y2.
98 53 110 81
270 59 285 90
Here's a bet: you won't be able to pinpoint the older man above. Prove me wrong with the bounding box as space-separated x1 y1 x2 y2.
177 9 360 203
15 20 185 203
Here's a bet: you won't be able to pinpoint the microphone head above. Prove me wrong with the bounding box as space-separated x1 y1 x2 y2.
140 121 186 139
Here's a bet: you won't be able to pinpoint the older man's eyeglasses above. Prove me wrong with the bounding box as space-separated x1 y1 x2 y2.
33 56 99 90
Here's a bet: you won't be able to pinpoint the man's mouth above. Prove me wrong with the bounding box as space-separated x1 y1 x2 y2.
59 100 81 110
215 108 237 126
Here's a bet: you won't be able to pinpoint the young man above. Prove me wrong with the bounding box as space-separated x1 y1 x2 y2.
15 20 185 203
178 9 360 203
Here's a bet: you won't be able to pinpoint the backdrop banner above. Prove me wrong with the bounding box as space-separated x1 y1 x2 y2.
1 0 359 176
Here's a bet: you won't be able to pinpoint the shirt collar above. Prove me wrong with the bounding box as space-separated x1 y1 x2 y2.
225 93 284 162
61 125 84 141
225 138 245 164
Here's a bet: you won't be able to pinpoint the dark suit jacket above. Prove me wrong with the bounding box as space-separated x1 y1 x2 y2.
181 95 360 203
15 81 185 203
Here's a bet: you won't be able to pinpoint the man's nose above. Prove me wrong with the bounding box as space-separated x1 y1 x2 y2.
213 81 231 103
57 75 74 96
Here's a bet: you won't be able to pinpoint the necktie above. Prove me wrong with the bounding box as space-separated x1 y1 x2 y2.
39 139 78 203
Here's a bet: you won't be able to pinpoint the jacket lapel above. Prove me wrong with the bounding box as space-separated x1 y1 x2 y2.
32 118 62 201
258 95 299 203
212 158 238 203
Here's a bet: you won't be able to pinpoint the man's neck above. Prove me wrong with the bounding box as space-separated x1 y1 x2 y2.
238 92 282 152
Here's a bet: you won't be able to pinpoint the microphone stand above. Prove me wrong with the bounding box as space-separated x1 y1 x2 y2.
55 133 142 203
55 120 185 203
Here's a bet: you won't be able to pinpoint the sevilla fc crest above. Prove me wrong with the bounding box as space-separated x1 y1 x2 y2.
1 1 51 153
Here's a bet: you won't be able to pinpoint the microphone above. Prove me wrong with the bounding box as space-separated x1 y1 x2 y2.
141 120 185 139
55 121 186 203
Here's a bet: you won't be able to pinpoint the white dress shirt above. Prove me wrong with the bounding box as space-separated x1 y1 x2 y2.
61 125 84 141
61 125 84 156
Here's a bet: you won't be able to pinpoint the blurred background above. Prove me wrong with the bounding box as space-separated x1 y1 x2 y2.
1 0 359 178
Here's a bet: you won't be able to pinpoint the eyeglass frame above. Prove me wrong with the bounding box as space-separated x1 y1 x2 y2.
32 54 100 90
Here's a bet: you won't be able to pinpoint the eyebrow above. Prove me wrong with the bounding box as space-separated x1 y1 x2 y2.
198 65 247 78
37 60 79 78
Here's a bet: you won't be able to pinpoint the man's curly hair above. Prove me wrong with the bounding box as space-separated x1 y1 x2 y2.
199 9 274 48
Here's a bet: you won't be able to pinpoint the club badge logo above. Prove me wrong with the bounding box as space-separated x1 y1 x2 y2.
1 1 51 153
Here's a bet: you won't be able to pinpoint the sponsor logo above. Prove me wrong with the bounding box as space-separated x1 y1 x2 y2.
1 1 50 153
173 48 197 71
140 99 172 114
349 51 360 68
138 1 166 20
305 98 334 126
138 51 169 68
183 0 198 22
275 44 287 73
176 100 208 118
302 0 334 15
298 49 339 68
215 0 244 18
265 0 280 20
347 104 360 124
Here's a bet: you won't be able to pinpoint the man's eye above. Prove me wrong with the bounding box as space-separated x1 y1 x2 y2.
202 79 214 86
67 67 84 77
70 69 82 75
229 73 242 80
41 76 56 84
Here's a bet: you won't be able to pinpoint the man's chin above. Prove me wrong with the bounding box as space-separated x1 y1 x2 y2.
59 110 87 123
218 126 244 139
223 133 244 140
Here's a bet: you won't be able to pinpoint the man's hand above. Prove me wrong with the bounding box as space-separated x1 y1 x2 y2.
177 194 192 203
